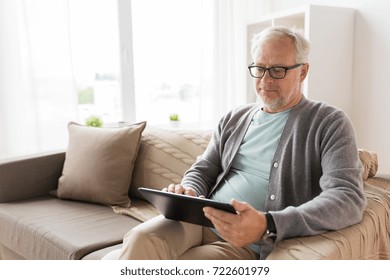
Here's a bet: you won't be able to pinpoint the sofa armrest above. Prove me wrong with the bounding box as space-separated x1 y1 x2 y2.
267 177 390 259
0 150 65 203
366 174 390 191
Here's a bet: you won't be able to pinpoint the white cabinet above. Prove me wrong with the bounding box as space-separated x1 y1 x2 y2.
246 5 355 117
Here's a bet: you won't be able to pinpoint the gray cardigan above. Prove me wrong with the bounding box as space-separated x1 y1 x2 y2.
181 96 366 259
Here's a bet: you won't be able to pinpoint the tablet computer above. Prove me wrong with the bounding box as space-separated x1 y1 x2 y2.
138 187 236 228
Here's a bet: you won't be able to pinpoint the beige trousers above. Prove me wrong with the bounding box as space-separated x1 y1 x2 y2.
104 215 258 260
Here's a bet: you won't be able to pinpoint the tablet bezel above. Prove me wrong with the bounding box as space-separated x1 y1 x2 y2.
138 187 236 227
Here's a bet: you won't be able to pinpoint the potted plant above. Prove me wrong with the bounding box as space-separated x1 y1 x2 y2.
85 115 103 128
169 113 180 128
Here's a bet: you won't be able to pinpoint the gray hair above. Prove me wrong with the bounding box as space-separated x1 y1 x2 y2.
251 26 311 64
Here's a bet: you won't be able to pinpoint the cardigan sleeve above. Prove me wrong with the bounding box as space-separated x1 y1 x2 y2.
268 104 366 245
180 126 223 196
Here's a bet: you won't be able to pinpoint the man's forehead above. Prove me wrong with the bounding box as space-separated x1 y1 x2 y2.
255 37 296 64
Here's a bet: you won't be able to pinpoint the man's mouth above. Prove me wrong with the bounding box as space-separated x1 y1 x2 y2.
261 88 277 94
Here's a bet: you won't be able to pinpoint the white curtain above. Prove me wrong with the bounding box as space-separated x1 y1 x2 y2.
212 0 249 121
0 0 267 159
0 0 78 159
199 0 267 127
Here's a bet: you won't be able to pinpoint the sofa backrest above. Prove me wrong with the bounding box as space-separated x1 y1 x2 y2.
129 126 212 200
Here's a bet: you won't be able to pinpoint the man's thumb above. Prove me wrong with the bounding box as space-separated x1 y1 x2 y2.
230 199 250 213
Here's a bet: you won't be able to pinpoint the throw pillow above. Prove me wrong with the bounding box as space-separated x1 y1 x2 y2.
53 121 146 207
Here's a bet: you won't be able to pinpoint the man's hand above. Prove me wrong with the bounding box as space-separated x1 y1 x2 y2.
162 184 199 197
203 199 267 248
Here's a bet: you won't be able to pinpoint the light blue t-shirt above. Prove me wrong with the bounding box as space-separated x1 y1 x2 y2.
211 107 290 254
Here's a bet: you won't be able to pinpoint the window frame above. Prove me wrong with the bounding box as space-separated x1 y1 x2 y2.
117 0 136 123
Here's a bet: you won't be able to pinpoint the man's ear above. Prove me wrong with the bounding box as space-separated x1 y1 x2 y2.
300 63 309 82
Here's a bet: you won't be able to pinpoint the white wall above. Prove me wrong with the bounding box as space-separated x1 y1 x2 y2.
256 0 390 174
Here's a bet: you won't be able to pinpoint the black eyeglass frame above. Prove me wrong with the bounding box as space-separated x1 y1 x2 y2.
247 63 305 79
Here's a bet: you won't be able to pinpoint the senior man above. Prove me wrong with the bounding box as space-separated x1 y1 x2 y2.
104 26 366 260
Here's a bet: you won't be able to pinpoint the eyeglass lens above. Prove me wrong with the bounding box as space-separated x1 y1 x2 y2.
251 67 286 79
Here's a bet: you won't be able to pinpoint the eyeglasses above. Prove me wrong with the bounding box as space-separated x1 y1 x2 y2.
248 63 304 79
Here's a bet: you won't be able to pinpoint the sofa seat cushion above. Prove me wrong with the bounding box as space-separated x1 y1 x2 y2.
0 196 141 260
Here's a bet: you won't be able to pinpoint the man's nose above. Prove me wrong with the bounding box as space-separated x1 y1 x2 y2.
261 69 274 82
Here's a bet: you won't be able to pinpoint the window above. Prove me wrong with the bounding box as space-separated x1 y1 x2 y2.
0 0 122 159
68 0 122 124
1 0 253 159
131 0 213 127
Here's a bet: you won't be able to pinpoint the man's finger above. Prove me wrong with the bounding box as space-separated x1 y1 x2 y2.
203 207 236 224
174 185 184 194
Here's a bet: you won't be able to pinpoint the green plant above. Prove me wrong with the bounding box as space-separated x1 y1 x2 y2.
169 113 179 121
85 115 103 127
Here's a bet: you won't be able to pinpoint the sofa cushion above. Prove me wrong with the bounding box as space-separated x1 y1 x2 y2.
0 197 141 260
129 126 212 200
53 121 146 207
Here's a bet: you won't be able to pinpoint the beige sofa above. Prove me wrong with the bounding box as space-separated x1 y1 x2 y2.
0 124 389 260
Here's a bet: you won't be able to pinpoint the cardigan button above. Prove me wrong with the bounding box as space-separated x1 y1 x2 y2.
273 162 279 168
270 194 276 200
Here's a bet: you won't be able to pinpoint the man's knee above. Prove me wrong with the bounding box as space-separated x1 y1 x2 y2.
119 228 167 259
123 227 157 246
116 216 203 259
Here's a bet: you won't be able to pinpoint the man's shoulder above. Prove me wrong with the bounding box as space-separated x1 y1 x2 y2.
222 103 258 121
215 103 258 135
298 97 346 119
294 97 353 135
